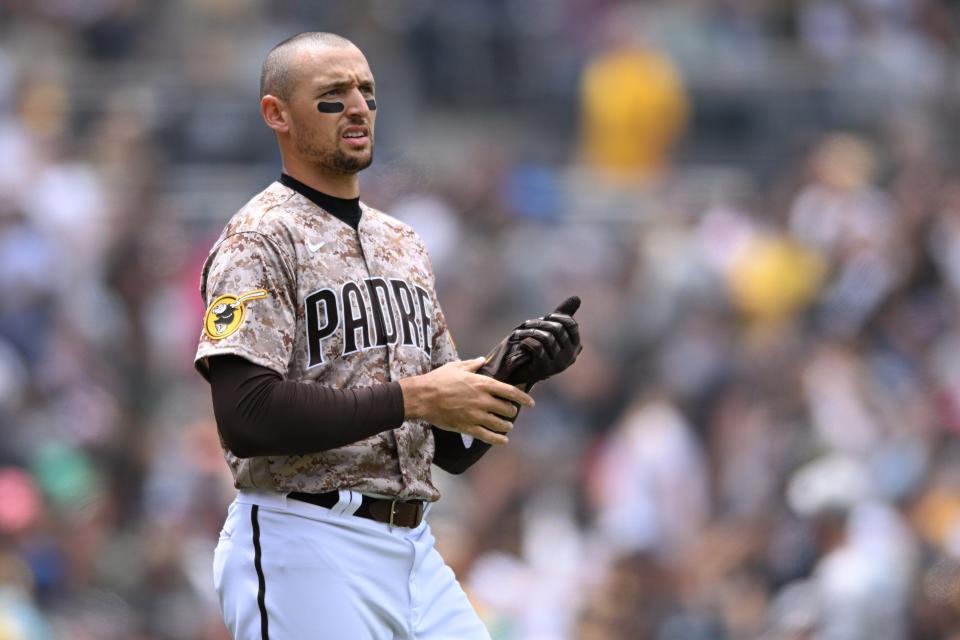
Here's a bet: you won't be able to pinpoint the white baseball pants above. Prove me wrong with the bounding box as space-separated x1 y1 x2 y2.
213 490 491 640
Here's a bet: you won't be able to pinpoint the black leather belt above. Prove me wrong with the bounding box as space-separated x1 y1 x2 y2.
288 491 426 528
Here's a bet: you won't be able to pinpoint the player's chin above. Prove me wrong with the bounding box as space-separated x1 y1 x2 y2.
332 147 374 173
346 143 372 157
346 143 374 164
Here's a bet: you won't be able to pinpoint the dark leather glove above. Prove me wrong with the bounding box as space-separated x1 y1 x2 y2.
479 296 582 388
450 297 581 457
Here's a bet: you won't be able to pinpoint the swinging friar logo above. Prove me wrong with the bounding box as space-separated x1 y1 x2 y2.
203 289 269 340
305 277 433 367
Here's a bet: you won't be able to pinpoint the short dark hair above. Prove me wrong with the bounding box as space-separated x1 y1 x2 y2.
260 32 355 100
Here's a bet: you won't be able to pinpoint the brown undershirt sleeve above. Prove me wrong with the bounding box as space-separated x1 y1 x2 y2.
208 355 404 458
430 428 492 474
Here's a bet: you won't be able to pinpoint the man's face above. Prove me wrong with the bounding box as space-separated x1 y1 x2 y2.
285 45 376 175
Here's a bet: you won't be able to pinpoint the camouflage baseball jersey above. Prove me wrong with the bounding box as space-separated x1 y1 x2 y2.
195 181 458 501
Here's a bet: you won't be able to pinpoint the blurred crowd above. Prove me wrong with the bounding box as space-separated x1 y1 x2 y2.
3 0 960 638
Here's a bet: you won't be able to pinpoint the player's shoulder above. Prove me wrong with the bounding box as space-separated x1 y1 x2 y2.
360 203 426 247
220 181 300 238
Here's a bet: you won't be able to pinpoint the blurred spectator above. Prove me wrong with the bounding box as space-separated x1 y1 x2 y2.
588 397 709 559
578 5 689 184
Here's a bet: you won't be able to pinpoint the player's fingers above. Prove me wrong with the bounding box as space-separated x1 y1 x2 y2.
457 357 487 371
545 313 579 338
514 329 559 358
521 319 571 351
505 349 531 370
481 377 535 408
521 318 564 335
517 336 547 361
553 296 581 316
475 411 514 434
481 396 520 420
467 424 509 446
544 313 580 346
544 312 576 326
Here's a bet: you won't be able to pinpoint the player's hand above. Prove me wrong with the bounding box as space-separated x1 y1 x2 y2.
479 296 583 387
511 312 581 382
398 358 535 446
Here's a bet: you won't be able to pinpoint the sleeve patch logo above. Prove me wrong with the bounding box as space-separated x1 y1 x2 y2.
203 289 269 340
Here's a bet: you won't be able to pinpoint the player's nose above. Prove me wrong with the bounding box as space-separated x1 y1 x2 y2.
343 88 371 117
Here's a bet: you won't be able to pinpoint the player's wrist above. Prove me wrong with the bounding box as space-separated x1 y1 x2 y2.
398 375 428 420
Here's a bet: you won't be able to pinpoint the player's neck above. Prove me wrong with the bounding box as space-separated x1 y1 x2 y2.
281 162 360 199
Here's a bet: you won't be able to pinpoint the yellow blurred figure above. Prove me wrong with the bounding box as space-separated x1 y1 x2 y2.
728 235 827 321
579 45 689 183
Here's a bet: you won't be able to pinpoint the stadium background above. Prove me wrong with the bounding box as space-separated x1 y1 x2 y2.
2 1 960 638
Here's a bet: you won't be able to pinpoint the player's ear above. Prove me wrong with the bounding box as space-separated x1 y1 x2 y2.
261 95 290 133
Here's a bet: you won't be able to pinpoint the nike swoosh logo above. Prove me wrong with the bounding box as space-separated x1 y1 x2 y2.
306 240 325 253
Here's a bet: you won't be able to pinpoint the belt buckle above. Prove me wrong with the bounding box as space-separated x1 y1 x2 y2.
389 499 399 527
387 498 424 528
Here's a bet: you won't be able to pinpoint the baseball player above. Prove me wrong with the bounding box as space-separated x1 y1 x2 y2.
195 32 581 639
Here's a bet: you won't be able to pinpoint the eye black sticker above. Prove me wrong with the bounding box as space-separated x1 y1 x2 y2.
316 99 377 113
317 101 345 113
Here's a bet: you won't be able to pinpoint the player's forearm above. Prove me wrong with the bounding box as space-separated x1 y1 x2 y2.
208 355 404 458
431 427 492 474
401 365 523 473
396 373 437 421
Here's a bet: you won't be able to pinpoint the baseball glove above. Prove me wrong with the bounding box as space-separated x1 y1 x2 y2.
478 295 582 389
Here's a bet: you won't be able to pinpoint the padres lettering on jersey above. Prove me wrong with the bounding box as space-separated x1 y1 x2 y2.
195 182 458 502
305 277 432 367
